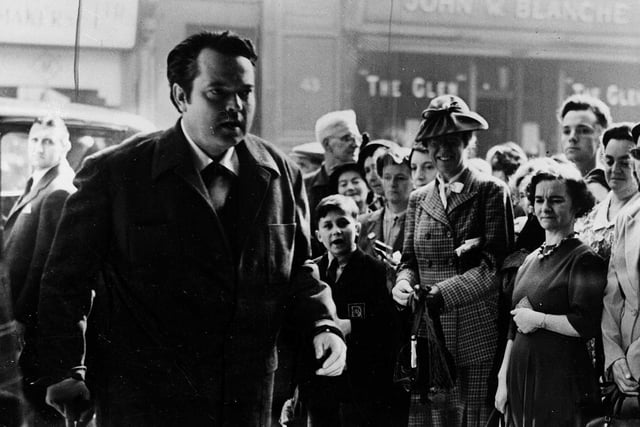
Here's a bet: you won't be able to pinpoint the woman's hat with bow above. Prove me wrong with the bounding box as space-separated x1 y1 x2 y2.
414 95 488 145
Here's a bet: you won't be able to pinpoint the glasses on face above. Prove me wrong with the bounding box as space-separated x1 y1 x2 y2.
562 125 597 138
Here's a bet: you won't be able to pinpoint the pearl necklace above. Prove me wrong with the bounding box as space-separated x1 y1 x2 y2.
537 233 576 260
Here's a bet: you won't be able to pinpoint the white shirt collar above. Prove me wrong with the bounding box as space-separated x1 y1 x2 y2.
181 120 239 176
436 167 466 187
31 164 57 188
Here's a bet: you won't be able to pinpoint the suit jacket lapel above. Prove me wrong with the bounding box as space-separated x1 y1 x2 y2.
447 168 478 214
7 163 60 220
420 183 450 227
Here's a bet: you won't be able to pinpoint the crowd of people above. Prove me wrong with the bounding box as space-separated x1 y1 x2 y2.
2 29 640 427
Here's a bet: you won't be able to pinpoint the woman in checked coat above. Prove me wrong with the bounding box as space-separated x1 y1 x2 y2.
392 95 514 426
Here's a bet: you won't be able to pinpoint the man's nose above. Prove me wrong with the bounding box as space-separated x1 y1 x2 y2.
225 93 242 112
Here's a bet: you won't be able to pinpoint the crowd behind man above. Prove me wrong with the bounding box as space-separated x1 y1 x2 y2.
2 29 640 427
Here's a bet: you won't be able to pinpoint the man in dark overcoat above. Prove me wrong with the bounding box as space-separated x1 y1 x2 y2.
36 31 346 426
2 116 75 425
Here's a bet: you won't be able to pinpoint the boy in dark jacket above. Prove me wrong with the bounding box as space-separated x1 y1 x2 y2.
304 194 395 426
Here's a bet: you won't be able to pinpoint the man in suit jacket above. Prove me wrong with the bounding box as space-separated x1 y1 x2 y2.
37 31 346 426
2 116 75 425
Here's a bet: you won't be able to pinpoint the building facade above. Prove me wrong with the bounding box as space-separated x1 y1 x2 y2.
2 0 640 156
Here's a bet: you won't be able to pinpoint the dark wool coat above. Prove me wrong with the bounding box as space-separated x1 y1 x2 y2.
37 122 337 426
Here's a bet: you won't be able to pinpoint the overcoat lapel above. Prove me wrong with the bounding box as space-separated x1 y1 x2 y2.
420 184 450 228
151 122 233 255
233 141 272 254
447 168 478 214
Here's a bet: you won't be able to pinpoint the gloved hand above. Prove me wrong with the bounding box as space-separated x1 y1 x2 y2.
45 378 93 426
425 286 444 312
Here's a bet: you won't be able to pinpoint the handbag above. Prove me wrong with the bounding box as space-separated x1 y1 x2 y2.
485 404 512 427
586 383 640 427
393 291 456 405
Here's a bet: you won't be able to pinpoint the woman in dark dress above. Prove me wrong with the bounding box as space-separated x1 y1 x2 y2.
494 164 607 426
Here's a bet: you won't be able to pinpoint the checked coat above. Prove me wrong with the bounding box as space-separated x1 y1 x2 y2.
396 167 514 426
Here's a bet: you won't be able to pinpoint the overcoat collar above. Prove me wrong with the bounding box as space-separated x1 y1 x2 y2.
420 167 478 226
150 120 280 256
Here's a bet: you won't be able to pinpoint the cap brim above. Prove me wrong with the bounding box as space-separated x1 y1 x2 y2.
632 122 640 144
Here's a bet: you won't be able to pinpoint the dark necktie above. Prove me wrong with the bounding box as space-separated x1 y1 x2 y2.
326 259 339 286
200 163 234 210
16 177 33 205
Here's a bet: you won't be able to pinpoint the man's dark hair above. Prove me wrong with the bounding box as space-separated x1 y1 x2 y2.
602 122 634 149
166 30 258 112
558 94 611 129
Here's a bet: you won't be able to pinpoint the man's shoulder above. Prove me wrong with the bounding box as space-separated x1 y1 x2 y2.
243 134 301 177
88 129 166 165
303 165 328 187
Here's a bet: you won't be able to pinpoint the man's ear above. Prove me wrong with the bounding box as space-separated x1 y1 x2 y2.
321 137 331 153
172 83 189 113
355 221 361 236
315 229 321 241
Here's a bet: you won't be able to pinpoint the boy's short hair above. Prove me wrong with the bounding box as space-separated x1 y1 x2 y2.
315 194 360 224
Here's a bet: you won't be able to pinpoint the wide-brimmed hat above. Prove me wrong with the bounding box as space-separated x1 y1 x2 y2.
329 162 367 194
415 95 488 142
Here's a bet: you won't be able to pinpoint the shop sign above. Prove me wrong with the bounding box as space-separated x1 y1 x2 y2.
364 74 463 99
569 82 640 108
364 0 640 36
564 61 640 122
0 0 138 49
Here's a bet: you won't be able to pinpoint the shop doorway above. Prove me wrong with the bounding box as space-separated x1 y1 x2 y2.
475 97 513 160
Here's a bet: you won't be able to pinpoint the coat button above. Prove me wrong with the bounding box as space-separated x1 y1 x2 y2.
445 231 452 238
425 233 431 239
427 260 433 268
448 258 455 266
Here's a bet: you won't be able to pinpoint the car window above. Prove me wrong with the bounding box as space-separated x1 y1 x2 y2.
1 131 29 197
0 123 132 223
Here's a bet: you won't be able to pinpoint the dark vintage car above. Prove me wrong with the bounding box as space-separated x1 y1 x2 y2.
0 97 156 224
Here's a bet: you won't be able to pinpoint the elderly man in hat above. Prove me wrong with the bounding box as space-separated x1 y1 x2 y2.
304 110 362 226
392 95 514 426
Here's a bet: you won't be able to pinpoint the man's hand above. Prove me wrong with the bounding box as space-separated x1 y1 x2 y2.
45 378 93 424
313 332 346 376
392 280 415 307
510 308 543 334
612 358 640 395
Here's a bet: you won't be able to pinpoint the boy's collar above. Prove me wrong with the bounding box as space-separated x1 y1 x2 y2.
327 247 356 266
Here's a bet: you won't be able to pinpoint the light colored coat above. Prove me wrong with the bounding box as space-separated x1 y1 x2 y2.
602 199 640 372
